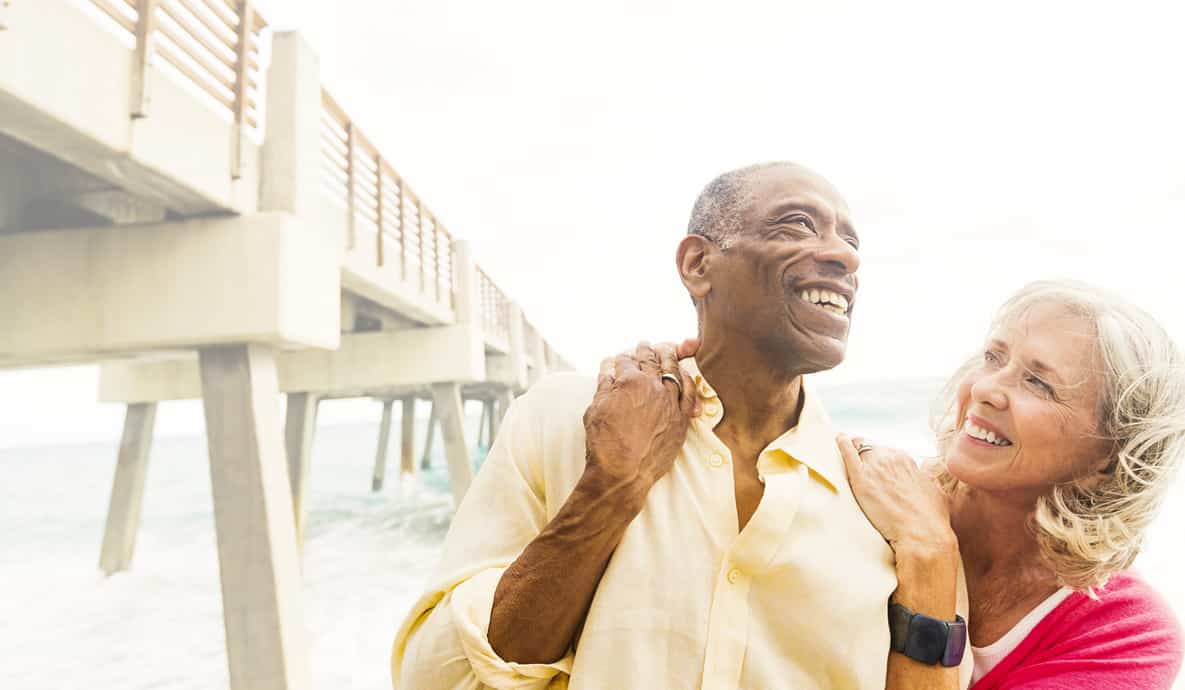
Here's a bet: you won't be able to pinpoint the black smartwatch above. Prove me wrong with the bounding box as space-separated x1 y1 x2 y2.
888 602 967 667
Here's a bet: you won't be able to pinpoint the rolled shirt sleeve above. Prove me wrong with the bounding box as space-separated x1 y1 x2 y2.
392 385 576 689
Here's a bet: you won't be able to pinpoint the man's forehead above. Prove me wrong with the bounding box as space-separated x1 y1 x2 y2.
749 166 847 213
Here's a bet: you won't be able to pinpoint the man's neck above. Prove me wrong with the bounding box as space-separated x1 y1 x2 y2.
695 338 807 450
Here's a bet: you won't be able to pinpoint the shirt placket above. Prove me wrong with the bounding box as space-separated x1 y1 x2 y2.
699 452 809 690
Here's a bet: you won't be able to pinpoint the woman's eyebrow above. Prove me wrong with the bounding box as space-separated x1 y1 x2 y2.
1026 358 1064 383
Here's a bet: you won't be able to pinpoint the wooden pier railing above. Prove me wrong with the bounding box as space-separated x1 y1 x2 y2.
476 267 512 345
87 0 266 126
86 0 266 176
319 88 458 312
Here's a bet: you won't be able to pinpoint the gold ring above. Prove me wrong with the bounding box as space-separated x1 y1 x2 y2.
660 372 683 395
856 444 874 456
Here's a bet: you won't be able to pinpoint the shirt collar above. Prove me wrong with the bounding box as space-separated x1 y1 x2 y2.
679 357 844 493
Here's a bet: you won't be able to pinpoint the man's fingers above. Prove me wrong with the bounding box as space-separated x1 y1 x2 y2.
655 343 684 406
681 368 700 416
614 352 640 379
656 343 679 378
836 434 861 481
676 337 701 360
597 357 616 395
635 341 661 375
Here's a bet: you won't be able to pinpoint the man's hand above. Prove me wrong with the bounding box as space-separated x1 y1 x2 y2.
489 340 701 665
583 342 700 492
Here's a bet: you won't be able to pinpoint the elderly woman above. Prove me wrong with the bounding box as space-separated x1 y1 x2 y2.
836 281 1185 688
631 281 1185 688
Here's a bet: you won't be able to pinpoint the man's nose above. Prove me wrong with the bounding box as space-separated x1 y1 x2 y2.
816 233 860 275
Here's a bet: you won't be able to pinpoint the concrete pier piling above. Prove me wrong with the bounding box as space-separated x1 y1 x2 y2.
199 345 310 690
485 398 498 448
421 401 438 469
99 402 157 575
400 397 417 477
372 399 394 492
476 398 488 448
431 383 474 505
285 392 319 548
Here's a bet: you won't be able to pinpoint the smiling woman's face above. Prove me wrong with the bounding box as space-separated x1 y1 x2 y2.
947 302 1111 499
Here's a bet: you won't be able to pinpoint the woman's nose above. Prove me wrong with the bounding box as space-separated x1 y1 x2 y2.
970 370 1009 410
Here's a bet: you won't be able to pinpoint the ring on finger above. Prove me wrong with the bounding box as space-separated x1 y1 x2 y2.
856 443 874 456
660 372 684 395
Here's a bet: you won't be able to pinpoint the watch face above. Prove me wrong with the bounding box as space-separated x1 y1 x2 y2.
903 615 948 666
943 624 968 668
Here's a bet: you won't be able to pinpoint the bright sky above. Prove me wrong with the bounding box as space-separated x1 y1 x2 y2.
2 0 1184 446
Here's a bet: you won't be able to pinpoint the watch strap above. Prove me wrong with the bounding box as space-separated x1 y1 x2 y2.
888 602 967 667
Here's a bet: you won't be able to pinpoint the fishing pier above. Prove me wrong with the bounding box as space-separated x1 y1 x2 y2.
0 2 570 688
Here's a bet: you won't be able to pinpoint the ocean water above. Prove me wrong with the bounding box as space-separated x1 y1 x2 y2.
1 381 1182 690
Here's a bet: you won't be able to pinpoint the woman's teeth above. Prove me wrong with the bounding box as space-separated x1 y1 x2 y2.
963 420 1012 447
798 289 849 315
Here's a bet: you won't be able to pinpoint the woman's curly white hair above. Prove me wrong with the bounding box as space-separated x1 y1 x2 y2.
931 280 1185 593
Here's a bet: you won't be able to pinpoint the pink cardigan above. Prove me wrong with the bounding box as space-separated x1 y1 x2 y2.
972 571 1183 689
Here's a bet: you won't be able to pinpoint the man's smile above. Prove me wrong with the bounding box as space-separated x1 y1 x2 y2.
796 288 849 316
785 281 854 335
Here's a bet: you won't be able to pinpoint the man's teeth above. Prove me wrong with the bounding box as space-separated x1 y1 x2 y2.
798 289 850 315
963 420 1012 447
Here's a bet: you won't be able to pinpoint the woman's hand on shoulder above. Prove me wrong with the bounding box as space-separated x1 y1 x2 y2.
836 435 957 556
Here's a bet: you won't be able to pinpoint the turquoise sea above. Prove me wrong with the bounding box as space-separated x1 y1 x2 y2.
2 379 1182 689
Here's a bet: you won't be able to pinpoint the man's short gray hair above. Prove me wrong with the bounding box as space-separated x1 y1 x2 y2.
687 161 799 250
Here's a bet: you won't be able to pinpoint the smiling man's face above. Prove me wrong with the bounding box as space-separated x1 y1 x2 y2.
703 165 861 374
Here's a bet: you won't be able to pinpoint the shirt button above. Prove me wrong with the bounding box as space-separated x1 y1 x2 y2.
727 568 742 584
709 454 725 468
703 403 719 417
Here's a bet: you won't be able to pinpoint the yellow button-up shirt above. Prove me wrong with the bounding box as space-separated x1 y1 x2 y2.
393 360 969 689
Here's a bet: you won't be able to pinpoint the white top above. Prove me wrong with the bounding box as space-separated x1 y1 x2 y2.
971 587 1075 683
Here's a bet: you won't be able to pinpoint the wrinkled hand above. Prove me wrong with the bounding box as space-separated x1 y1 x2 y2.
583 341 700 491
836 435 956 553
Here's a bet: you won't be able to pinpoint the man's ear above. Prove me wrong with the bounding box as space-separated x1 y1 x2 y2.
677 235 714 301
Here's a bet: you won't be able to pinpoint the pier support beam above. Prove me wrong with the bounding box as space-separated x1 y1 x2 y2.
372 399 394 492
199 344 310 690
400 397 416 476
496 388 515 440
98 402 157 575
475 398 488 448
430 382 473 505
484 398 497 447
420 401 436 470
284 392 318 548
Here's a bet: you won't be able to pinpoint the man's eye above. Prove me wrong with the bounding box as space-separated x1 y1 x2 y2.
780 215 815 231
843 236 860 250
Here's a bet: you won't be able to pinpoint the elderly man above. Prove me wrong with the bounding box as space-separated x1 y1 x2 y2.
392 162 968 689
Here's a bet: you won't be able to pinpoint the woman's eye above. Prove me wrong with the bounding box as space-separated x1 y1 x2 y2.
983 350 1001 366
1027 376 1054 395
843 236 860 250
